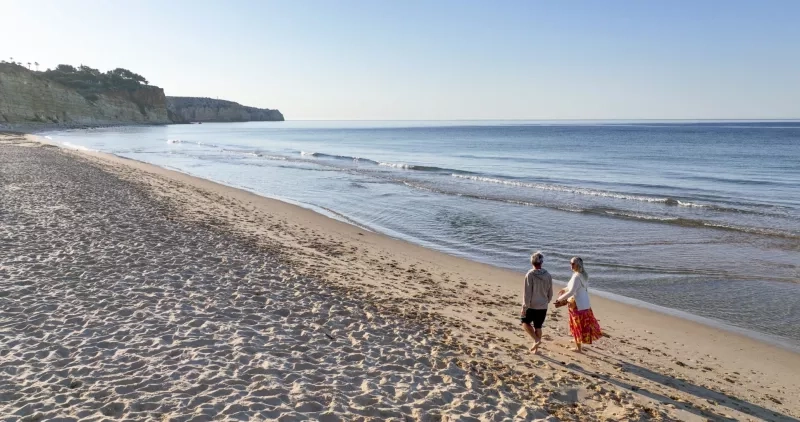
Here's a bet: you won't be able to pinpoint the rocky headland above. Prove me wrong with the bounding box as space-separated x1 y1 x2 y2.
0 62 283 130
166 96 284 123
0 63 170 129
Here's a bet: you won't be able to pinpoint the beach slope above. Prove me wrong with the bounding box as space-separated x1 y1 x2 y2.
1 134 798 421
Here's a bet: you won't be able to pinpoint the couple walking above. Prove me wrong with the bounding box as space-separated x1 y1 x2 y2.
520 251 602 354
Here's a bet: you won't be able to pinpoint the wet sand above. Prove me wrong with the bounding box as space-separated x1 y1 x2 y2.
2 133 799 421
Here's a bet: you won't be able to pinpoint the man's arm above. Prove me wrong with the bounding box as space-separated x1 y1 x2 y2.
547 276 553 302
521 274 531 316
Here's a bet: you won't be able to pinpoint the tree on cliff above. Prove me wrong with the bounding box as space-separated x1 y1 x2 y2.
110 68 147 84
55 64 77 73
106 68 149 88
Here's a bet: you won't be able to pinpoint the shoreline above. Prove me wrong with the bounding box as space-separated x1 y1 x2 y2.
5 132 799 420
144 163 800 354
93 143 800 350
50 132 800 354
0 122 171 134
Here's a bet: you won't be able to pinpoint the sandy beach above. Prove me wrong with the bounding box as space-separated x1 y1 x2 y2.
2 133 799 421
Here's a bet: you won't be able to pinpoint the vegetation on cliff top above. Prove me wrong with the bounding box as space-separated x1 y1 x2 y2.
41 65 149 101
1 61 151 101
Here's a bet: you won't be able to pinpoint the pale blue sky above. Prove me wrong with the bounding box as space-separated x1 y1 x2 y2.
3 0 799 120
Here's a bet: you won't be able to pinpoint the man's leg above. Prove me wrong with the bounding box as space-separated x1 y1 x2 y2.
531 328 542 354
530 310 546 354
531 323 544 354
521 322 538 350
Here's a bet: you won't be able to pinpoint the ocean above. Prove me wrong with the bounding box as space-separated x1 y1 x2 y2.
48 121 800 349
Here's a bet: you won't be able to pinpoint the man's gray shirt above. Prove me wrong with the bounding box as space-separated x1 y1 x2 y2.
523 268 553 310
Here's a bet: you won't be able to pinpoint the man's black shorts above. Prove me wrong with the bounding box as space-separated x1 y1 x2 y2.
521 308 547 329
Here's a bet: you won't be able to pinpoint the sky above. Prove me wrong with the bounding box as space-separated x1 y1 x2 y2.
3 0 800 120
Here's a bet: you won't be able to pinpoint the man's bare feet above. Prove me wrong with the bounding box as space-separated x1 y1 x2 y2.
530 342 540 354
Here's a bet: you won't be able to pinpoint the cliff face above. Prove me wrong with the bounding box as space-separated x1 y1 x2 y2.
0 64 170 126
166 97 284 123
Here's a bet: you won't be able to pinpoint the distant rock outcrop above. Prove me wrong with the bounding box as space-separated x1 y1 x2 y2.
166 97 284 123
0 63 170 127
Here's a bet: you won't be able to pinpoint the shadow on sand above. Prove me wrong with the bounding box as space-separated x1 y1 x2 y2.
539 350 797 422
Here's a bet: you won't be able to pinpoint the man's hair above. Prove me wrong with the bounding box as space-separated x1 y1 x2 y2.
531 251 544 266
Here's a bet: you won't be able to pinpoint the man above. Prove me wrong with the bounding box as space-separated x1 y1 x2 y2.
520 251 553 354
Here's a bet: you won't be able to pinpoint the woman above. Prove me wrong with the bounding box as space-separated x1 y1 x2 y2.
555 257 602 352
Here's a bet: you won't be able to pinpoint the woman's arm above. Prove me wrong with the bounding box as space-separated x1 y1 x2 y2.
556 274 578 302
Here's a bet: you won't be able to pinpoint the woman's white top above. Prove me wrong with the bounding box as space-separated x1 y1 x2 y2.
557 272 591 311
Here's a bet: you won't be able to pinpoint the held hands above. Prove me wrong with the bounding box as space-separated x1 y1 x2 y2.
520 306 526 317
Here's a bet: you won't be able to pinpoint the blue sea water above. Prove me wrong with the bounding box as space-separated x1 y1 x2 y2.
49 121 800 347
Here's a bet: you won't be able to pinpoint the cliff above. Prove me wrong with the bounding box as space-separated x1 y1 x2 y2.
0 63 170 127
166 97 284 123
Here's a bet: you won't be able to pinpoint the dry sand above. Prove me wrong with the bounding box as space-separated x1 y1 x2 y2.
1 133 799 421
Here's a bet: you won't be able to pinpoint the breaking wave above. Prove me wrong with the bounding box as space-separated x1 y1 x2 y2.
219 149 288 160
299 151 375 163
298 151 475 174
167 139 219 148
393 179 799 239
451 174 690 205
60 142 97 152
378 162 470 173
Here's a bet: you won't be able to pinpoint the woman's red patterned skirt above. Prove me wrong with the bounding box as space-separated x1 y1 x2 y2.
568 308 603 344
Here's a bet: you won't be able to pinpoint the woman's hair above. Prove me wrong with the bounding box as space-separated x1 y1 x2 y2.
571 256 588 279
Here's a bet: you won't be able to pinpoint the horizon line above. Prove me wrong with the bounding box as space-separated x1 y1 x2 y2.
275 118 800 122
